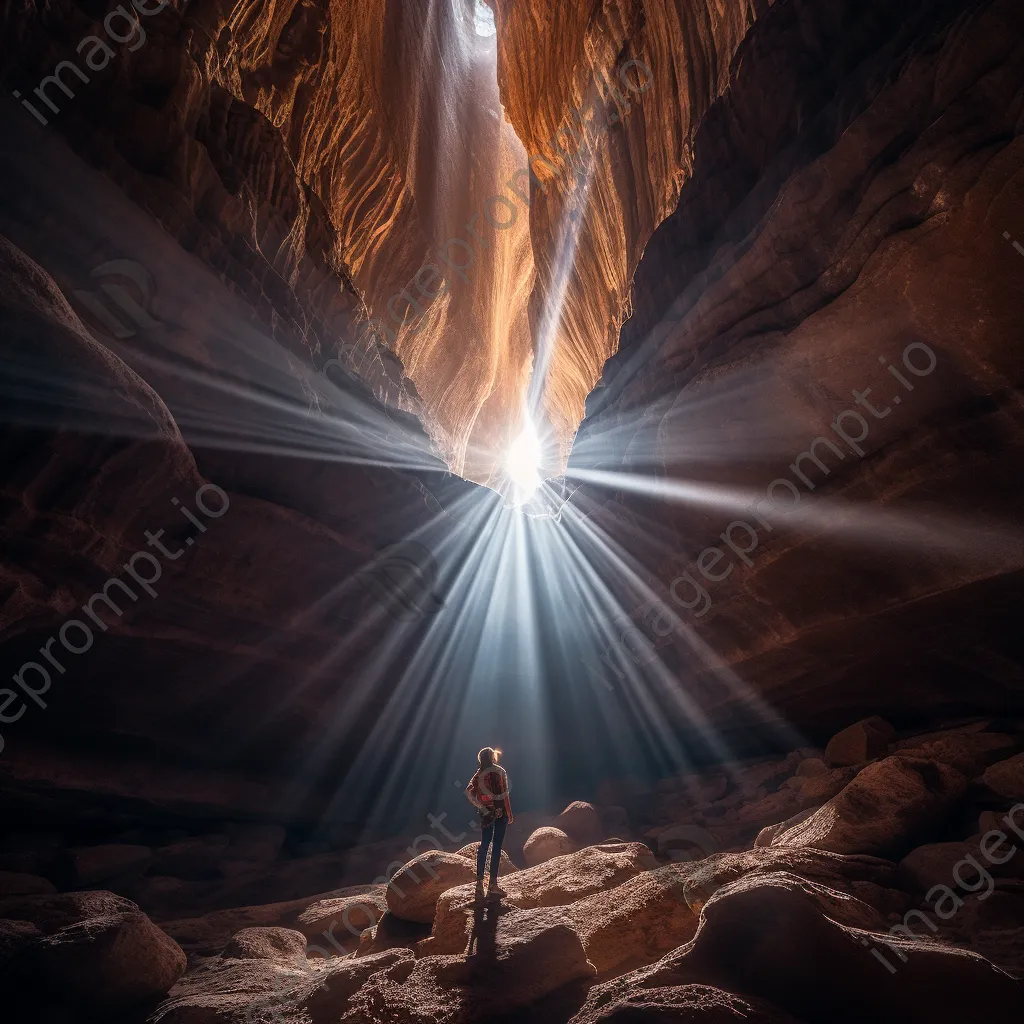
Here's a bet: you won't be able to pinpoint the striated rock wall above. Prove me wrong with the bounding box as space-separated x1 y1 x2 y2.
0 0 538 476
567 0 1024 729
491 0 776 458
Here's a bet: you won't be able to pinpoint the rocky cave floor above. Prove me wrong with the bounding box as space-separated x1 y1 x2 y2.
3 715 1024 1022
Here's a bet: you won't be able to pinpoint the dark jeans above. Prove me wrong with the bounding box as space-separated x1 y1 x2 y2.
477 815 507 881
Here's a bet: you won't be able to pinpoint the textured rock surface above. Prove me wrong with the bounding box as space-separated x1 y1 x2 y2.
429 842 653 954
150 946 412 1024
770 757 968 857
222 925 310 961
571 873 1020 1024
0 891 186 1014
385 851 478 924
567 0 1024 738
0 228 476 827
523 827 580 866
572 984 806 1024
984 754 1024 800
0 0 1023 840
825 717 895 767
0 0 536 479
554 801 606 846
0 3 1023 1017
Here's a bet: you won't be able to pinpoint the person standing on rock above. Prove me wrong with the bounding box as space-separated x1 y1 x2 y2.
465 746 514 894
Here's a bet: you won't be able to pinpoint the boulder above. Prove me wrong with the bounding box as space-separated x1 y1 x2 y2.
755 808 819 849
350 907 595 1018
728 751 809 794
730 789 803 827
500 810 557 861
896 732 1018 778
978 809 1008 834
161 883 381 955
222 926 309 961
554 801 606 844
67 843 153 886
523 827 579 866
453 842 518 875
570 872 1019 1024
565 864 701 974
150 946 411 1023
429 842 657 954
676 847 902 927
655 824 720 860
599 805 632 839
0 919 41 965
301 949 416 1020
983 753 1024 800
0 891 185 1012
504 842 652 909
385 851 478 924
571 983 805 1022
0 871 56 897
295 890 387 950
796 757 830 778
355 911 431 957
0 890 139 933
899 837 1024 893
825 716 895 767
965 888 1024 931
771 756 968 858
786 765 861 807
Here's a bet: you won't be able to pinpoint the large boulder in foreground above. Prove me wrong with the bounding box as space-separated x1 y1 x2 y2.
573 983 805 1022
675 846 905 926
386 851 478 924
151 947 411 1023
428 842 653 955
564 864 700 974
554 801 606 845
489 841 652 911
349 907 595 1019
769 756 968 858
0 891 185 1013
523 827 579 866
571 872 1019 1024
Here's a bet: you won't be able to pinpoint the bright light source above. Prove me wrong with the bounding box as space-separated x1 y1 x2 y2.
474 0 496 37
506 417 542 500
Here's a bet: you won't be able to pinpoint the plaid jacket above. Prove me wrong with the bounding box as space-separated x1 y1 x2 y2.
465 765 513 825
